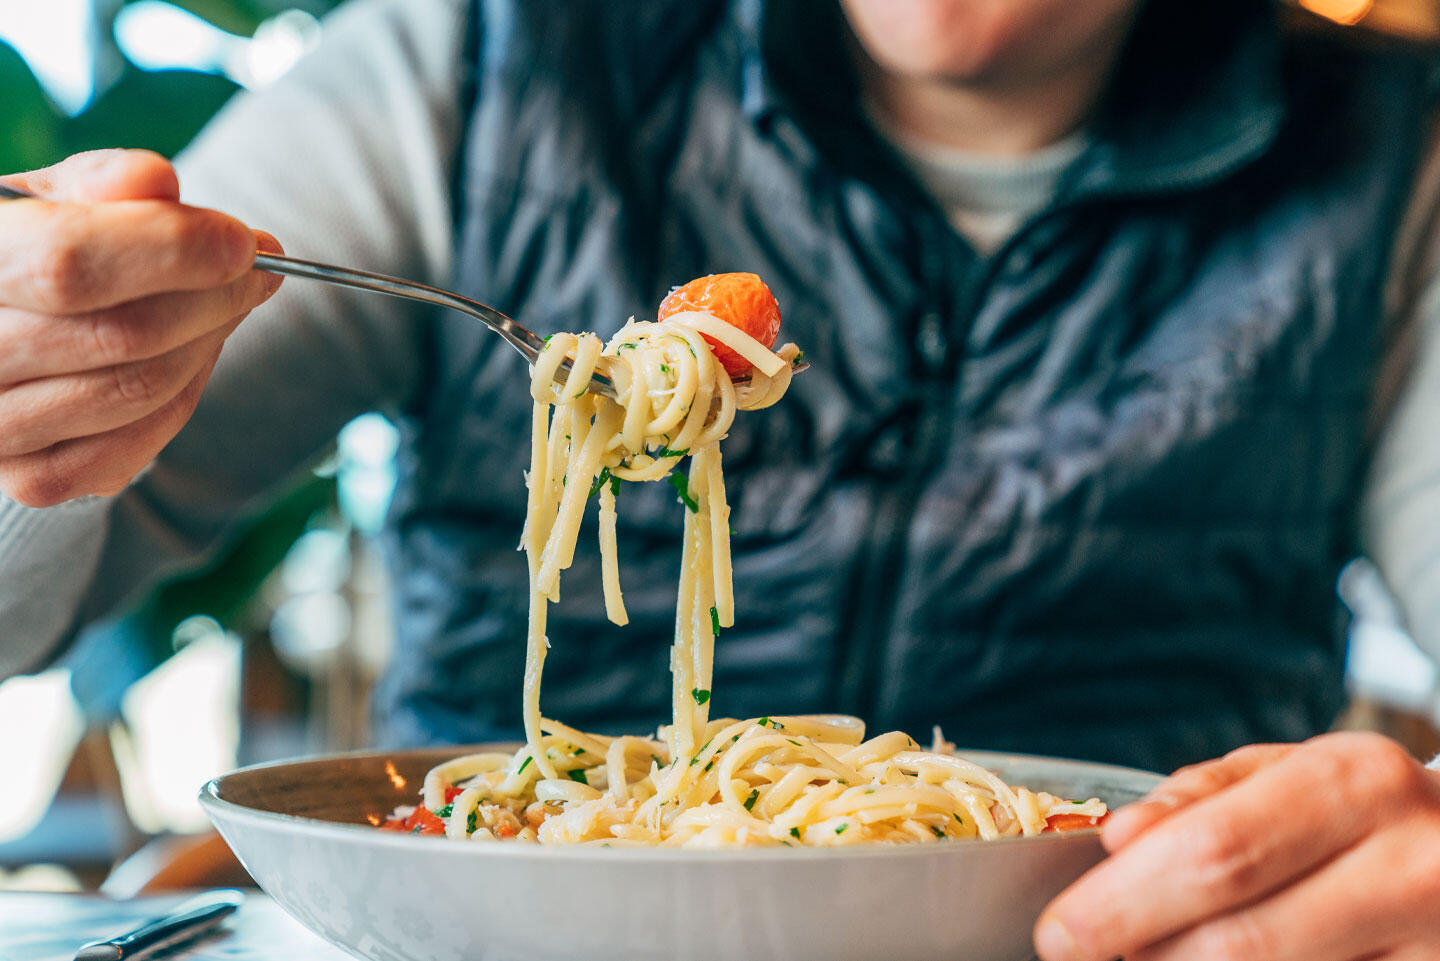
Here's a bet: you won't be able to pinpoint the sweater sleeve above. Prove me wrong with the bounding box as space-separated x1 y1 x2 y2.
0 0 468 679
1362 121 1440 665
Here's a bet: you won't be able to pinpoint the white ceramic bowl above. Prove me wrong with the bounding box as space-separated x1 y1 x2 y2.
201 745 1160 961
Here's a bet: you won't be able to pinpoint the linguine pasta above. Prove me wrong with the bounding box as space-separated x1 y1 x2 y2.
384 295 1106 847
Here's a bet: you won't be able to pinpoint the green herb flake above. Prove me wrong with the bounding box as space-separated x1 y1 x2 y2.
691 688 711 706
587 467 613 499
518 756 533 774
931 825 946 839
789 827 801 839
744 789 760 812
651 754 663 768
709 606 721 635
703 758 716 772
791 350 805 366
571 745 585 755
467 810 478 834
786 739 801 747
668 473 699 513
566 768 589 785
836 823 849 835
660 363 672 374
433 804 454 819
655 446 688 458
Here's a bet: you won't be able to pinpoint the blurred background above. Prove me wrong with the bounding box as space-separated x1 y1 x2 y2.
0 0 1437 895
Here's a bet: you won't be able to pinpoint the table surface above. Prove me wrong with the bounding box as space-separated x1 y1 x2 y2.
0 891 354 961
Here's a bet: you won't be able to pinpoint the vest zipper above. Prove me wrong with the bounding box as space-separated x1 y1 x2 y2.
832 215 1043 727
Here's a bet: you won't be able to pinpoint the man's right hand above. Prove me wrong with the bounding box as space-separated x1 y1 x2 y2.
0 149 282 507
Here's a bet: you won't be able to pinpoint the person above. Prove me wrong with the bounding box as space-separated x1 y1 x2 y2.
2 0 1439 955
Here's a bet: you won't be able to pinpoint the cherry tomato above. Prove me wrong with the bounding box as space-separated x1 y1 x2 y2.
403 805 447 835
1042 812 1108 833
658 272 782 377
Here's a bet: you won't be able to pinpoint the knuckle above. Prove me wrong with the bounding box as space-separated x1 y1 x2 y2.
26 221 97 313
1185 817 1267 900
86 305 147 365
1190 914 1275 961
107 356 162 407
1315 732 1421 798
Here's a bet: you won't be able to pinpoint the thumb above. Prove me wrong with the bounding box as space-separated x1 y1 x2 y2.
3 149 180 203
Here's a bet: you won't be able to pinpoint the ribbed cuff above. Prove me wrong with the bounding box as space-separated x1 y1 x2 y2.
0 493 111 678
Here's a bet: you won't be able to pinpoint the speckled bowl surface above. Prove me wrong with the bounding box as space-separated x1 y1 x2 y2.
201 745 1161 961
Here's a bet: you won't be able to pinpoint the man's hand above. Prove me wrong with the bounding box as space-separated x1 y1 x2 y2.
1034 731 1440 961
0 149 282 507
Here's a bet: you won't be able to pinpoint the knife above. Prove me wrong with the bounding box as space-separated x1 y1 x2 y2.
74 890 246 961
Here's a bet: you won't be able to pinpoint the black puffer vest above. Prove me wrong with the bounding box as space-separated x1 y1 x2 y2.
373 0 1440 772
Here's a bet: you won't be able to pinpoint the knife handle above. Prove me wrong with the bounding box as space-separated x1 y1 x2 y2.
75 890 245 961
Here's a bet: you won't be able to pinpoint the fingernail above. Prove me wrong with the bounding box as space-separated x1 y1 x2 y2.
1034 915 1079 961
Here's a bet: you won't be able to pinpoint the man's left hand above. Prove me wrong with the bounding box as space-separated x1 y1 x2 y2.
1034 731 1440 961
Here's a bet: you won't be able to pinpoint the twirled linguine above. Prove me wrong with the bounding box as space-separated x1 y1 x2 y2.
383 277 1106 847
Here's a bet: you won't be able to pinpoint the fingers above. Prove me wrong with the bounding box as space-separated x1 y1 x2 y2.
1036 734 1408 961
2 149 180 203
1103 743 1298 851
0 259 279 382
0 198 257 314
0 317 240 458
0 351 219 506
1127 826 1426 961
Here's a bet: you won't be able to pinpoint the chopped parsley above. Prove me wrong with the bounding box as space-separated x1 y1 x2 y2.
757 717 780 729
587 467 614 499
659 363 672 374
743 789 760 812
651 754 664 768
433 804 453 819
791 351 804 366
517 756 533 774
709 606 721 635
669 473 699 512
786 739 801 747
931 825 946 839
789 827 801 839
703 757 716 773
467 810 478 834
835 823 849 835
566 768 589 785
691 688 711 706
571 745 586 755
655 446 687 458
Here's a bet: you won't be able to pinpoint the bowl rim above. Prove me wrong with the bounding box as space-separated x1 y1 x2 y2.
199 744 1163 864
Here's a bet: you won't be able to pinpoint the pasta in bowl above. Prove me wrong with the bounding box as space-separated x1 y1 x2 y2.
200 744 1160 961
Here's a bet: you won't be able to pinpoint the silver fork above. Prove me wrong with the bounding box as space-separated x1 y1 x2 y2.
0 181 805 397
